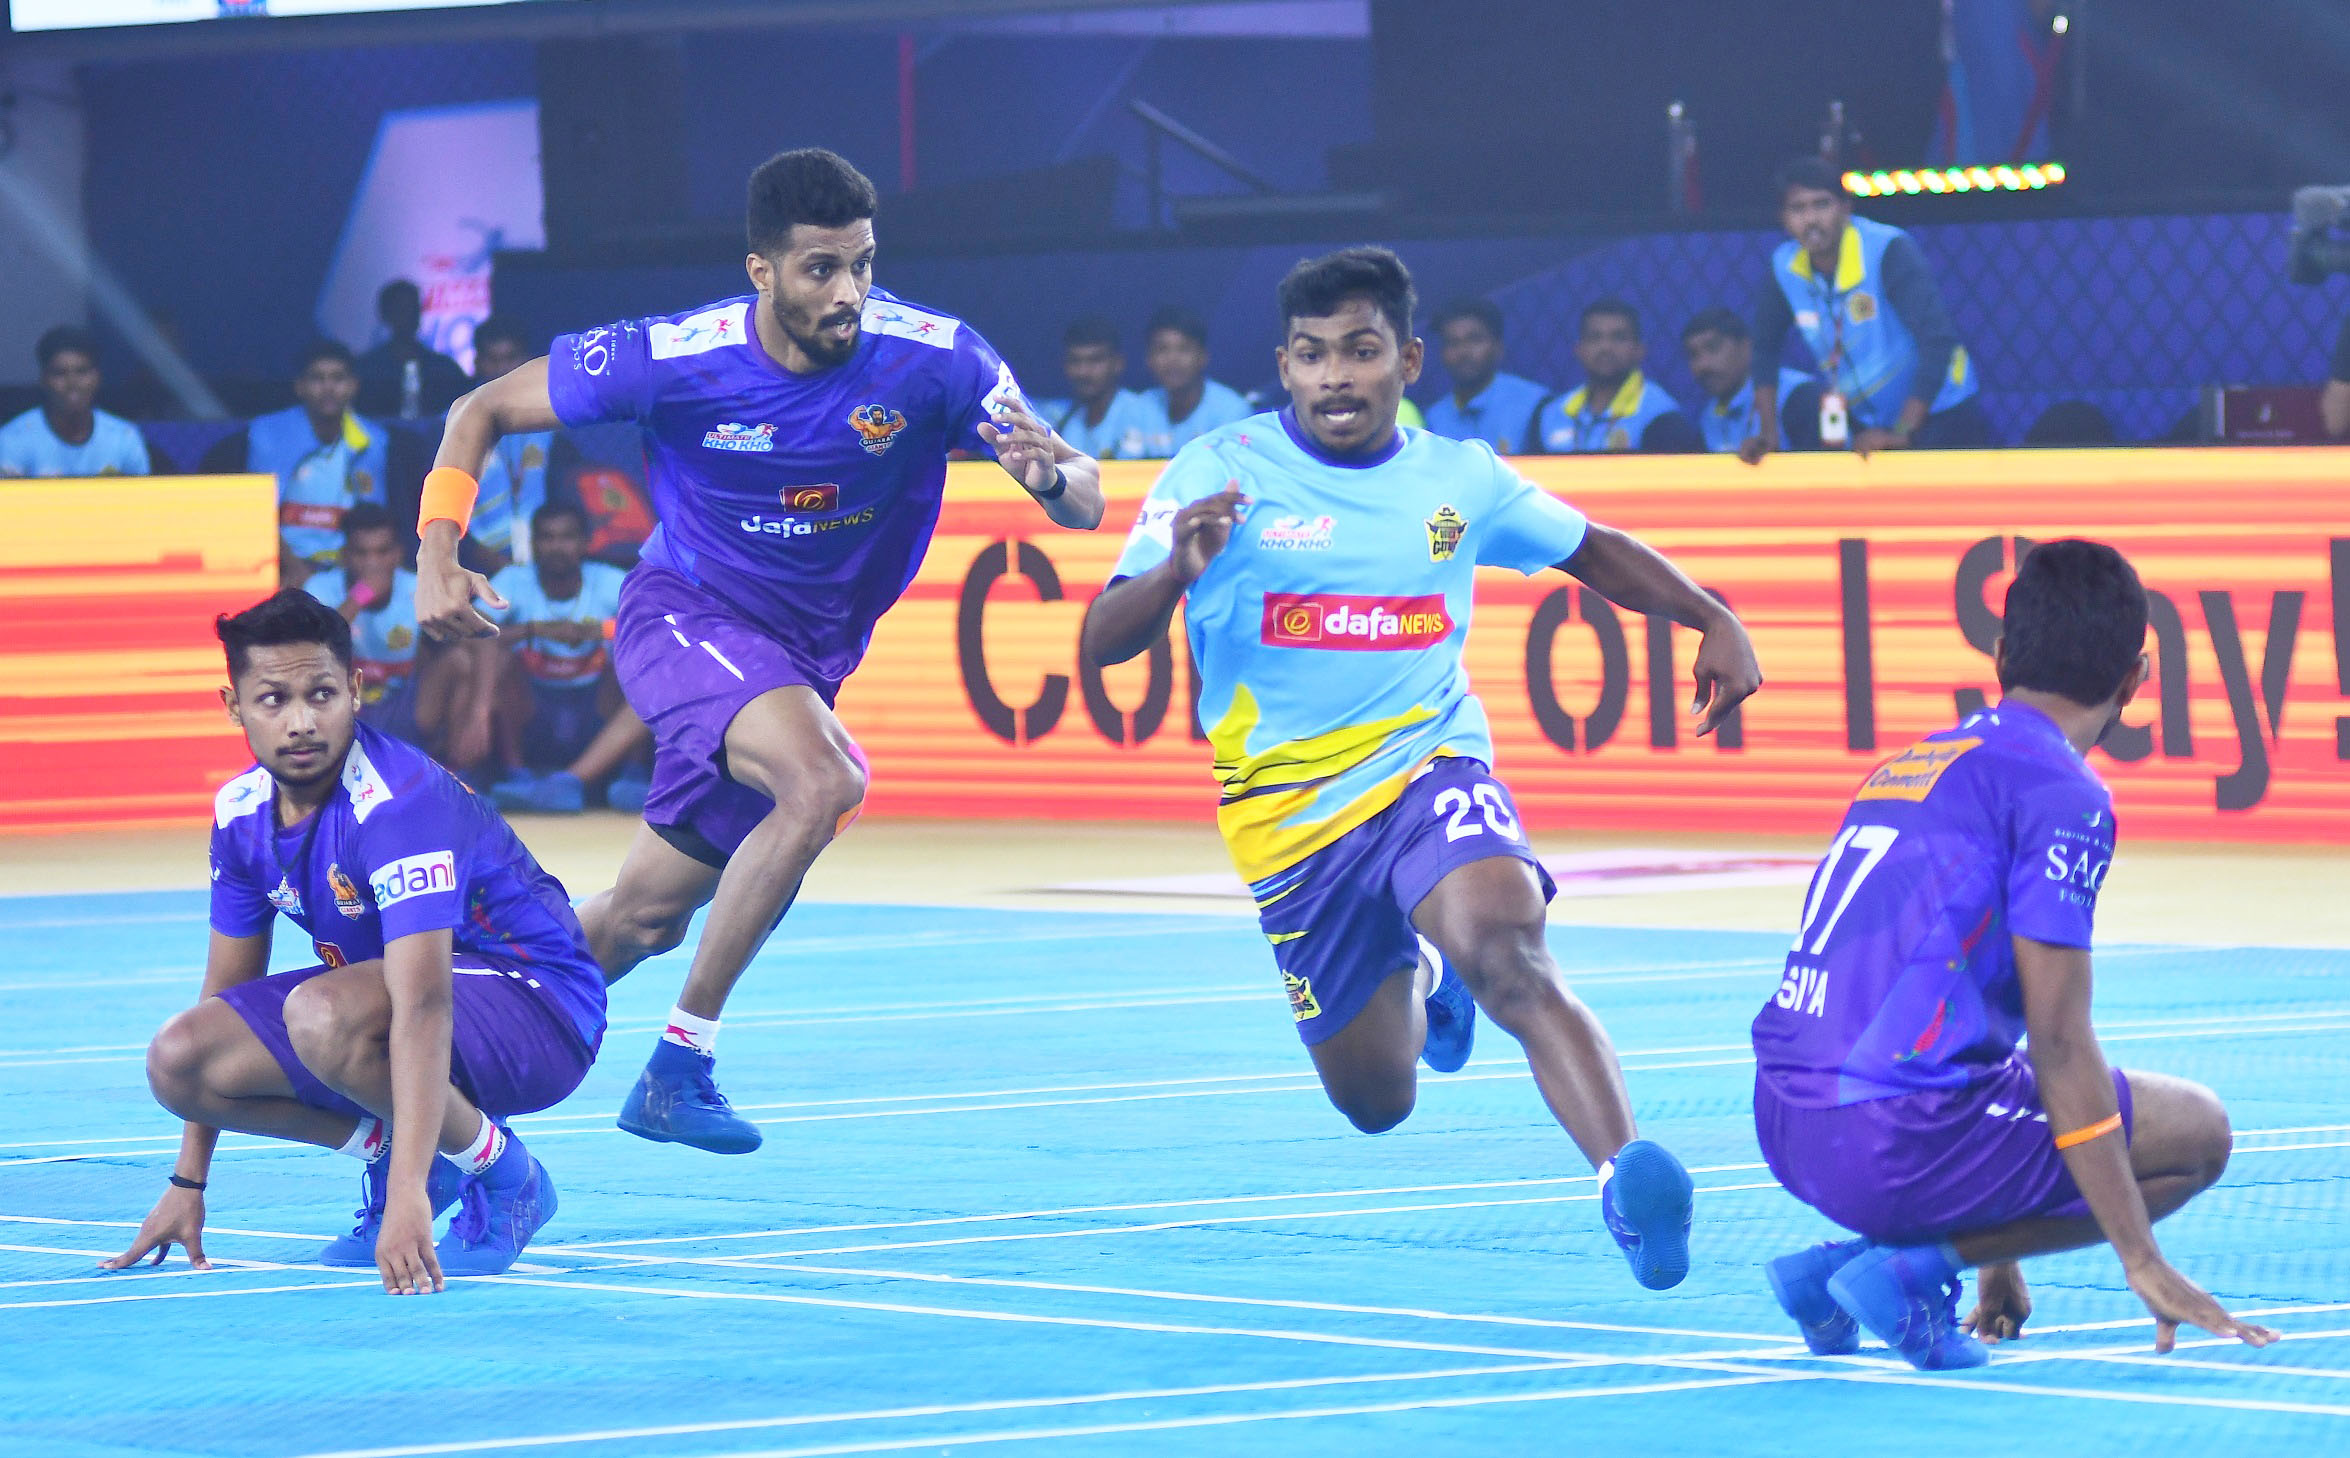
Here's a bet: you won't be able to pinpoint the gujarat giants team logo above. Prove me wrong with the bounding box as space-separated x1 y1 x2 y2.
848 404 908 456
1424 503 1467 561
783 484 840 513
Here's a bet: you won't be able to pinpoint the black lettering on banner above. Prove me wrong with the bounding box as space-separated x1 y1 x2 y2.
1524 587 1628 753
2201 589 2303 812
1645 613 1676 748
956 540 1068 746
2148 590 2194 758
1079 629 1173 746
1702 587 1745 749
2334 539 2350 759
1952 533 2035 718
1839 538 1877 750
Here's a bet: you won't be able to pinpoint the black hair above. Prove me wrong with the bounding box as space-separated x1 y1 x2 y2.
1996 539 2148 706
746 148 879 256
1578 297 1641 338
1681 306 1750 344
376 279 421 313
36 325 99 371
340 501 398 542
1063 315 1121 351
1277 246 1417 345
472 313 533 354
297 338 357 375
217 589 355 682
1432 297 1504 339
1145 306 1208 347
531 499 591 535
1774 155 1845 204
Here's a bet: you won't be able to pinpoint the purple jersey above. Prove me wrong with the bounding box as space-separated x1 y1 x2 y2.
208 723 607 1053
1751 701 2115 1108
545 288 1028 687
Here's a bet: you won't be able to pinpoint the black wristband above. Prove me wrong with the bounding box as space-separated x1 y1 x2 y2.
168 1174 206 1191
1031 467 1068 502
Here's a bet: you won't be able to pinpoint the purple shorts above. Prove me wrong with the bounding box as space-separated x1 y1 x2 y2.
1253 757 1554 1045
218 957 595 1121
612 566 866 867
1755 1059 2137 1246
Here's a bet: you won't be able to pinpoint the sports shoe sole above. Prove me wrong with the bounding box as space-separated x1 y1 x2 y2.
1610 1140 1694 1290
616 1105 764 1155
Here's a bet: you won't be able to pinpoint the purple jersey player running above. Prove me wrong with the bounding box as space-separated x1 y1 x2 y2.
414 149 1104 1152
104 591 606 1294
1752 540 2276 1368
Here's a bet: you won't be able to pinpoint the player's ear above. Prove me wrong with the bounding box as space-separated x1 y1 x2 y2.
219 683 238 724
1274 344 1293 394
2113 650 2150 711
1991 634 2008 685
1400 335 1426 388
745 251 772 295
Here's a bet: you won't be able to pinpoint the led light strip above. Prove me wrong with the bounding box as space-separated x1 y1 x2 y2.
1842 163 2068 197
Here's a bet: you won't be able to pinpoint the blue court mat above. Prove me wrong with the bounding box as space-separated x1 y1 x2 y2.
0 891 2344 1456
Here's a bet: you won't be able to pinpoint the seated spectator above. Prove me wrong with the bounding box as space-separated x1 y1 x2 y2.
1039 316 1151 459
1747 157 1990 461
1422 298 1548 453
2324 314 2350 439
1529 300 1701 453
484 502 651 814
354 279 470 420
2024 399 2119 446
0 327 151 478
299 502 489 771
1134 306 1253 456
1681 307 1821 453
245 340 387 585
464 314 579 572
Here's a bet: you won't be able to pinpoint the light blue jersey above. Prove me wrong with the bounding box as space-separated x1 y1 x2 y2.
301 567 421 701
471 430 558 559
1109 408 1587 881
1042 389 1152 460
1422 372 1549 454
1132 380 1254 458
249 406 388 569
0 407 150 478
488 559 628 687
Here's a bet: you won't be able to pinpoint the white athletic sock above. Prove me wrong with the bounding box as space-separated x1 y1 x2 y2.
337 1116 388 1163
1596 1158 1616 1191
454 1117 508 1176
663 1006 720 1055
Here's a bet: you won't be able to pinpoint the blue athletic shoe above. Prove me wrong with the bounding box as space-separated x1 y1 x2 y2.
519 770 585 814
488 770 541 812
1827 1243 1989 1370
1765 1238 1870 1354
605 769 651 815
1600 1140 1694 1290
617 1039 764 1154
434 1146 558 1277
316 1155 468 1267
1419 952 1476 1074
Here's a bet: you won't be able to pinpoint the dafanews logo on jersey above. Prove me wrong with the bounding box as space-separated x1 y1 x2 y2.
783 484 840 513
370 851 457 911
1261 594 1453 651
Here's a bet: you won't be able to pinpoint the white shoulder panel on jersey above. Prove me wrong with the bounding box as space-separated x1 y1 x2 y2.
342 739 396 824
862 298 961 351
650 303 752 361
213 765 273 828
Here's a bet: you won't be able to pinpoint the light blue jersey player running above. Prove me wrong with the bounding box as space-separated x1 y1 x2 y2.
1083 247 1765 1290
1751 540 2275 1368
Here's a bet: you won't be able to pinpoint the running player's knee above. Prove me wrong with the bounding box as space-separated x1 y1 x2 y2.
1331 1083 1415 1134
605 895 692 964
2184 1081 2233 1188
145 1010 210 1117
770 746 867 839
1448 919 1559 1029
281 979 366 1083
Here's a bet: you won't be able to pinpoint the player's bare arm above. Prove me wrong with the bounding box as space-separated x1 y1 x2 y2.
417 361 559 642
979 394 1105 530
376 928 458 1296
1558 523 1763 734
100 927 274 1272
1080 487 1248 665
2014 935 2276 1352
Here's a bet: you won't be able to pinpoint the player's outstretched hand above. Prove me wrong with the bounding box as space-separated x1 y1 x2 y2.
978 397 1059 494
377 1189 445 1296
1963 1261 2032 1343
2124 1256 2277 1353
417 548 508 644
1170 486 1249 584
100 1184 209 1272
1690 611 1762 737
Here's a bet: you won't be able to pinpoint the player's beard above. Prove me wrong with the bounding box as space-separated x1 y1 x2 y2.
777 300 861 369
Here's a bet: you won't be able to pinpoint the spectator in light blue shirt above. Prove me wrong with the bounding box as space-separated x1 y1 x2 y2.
1133 306 1252 457
0 326 151 478
1681 307 1821 453
1421 298 1550 454
1038 316 1152 459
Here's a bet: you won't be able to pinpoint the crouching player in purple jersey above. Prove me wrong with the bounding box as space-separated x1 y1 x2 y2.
412 149 1104 1152
1082 249 1764 1289
101 592 607 1294
1753 541 2276 1366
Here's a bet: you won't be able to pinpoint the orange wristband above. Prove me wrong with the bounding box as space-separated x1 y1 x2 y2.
2053 1112 2123 1150
419 466 480 534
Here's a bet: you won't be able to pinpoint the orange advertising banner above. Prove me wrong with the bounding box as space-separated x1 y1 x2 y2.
838 448 2348 845
1 475 278 831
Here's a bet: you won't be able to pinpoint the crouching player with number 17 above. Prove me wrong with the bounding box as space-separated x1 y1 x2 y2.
1752 540 2277 1368
1081 247 1765 1290
101 591 608 1295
